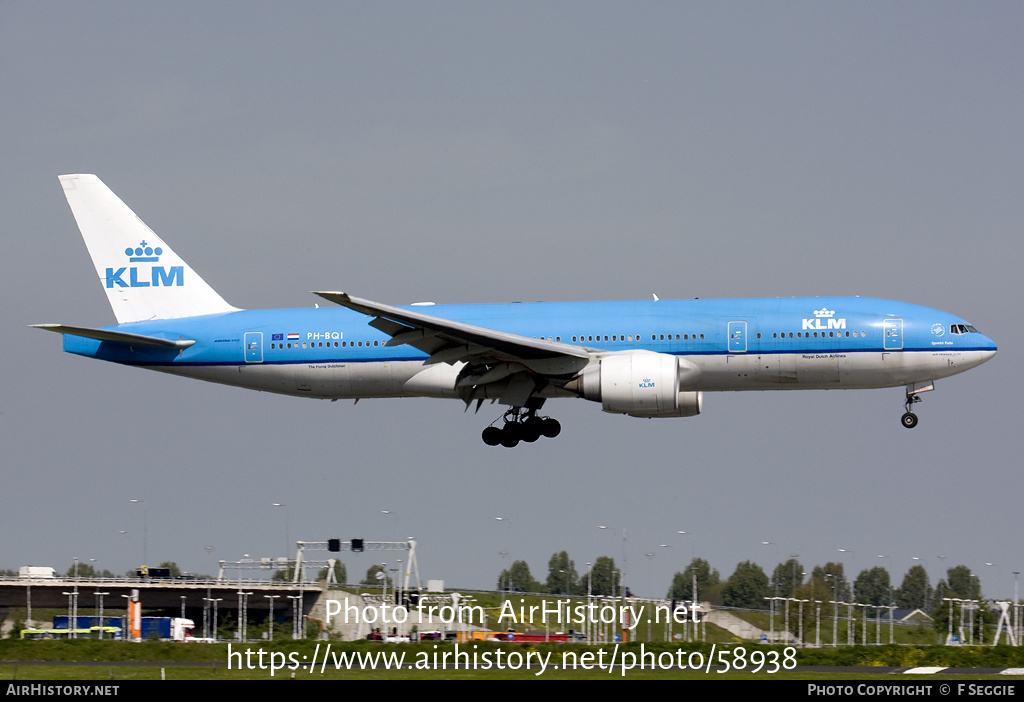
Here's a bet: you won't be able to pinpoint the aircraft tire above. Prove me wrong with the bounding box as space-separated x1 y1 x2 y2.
482 426 502 446
521 417 542 442
901 412 918 429
541 418 561 438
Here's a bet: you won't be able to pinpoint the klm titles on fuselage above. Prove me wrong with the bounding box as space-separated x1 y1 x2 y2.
105 241 184 288
802 308 846 331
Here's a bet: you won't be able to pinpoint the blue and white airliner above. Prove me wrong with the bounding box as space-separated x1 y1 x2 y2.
34 175 997 446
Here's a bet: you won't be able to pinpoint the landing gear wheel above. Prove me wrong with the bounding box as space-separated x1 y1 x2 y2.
499 422 522 448
540 418 561 438
483 408 561 447
520 417 542 443
482 426 502 446
901 412 918 429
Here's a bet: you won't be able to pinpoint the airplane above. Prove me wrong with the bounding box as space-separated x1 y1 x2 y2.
33 174 997 447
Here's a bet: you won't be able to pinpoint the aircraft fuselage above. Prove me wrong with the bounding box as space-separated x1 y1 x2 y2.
62 296 996 400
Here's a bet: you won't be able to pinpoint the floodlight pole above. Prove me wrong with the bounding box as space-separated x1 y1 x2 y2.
265 595 280 640
95 591 109 639
288 595 303 640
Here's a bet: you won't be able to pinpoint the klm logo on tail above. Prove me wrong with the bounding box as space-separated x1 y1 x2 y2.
105 241 183 288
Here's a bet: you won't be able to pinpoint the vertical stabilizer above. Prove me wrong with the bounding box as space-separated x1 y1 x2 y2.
58 174 239 323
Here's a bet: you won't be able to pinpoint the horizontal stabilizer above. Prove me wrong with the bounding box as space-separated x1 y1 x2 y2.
29 324 195 349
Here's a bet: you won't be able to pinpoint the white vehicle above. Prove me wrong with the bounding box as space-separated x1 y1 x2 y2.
18 566 56 579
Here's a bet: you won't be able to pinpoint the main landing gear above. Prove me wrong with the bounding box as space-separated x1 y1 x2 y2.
901 393 922 429
482 408 561 447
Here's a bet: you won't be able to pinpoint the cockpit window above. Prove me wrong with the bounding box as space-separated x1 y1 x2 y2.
950 324 980 335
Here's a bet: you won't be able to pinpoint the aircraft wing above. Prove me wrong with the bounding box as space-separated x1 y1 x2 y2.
312 291 592 406
313 292 589 364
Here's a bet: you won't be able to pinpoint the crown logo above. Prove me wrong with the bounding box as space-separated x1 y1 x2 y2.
813 308 835 318
125 240 163 263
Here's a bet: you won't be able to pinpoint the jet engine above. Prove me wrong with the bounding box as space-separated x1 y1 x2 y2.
564 352 703 418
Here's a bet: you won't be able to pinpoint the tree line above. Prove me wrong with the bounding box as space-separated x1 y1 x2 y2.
497 552 989 616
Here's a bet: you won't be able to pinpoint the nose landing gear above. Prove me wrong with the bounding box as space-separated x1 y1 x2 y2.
900 381 934 429
901 393 922 429
482 408 561 447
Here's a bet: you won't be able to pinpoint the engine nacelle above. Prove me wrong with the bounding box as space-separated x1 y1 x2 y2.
567 352 703 418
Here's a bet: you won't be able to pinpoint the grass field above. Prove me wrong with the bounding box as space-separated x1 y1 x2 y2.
1 639 1022 681
1 663 1022 681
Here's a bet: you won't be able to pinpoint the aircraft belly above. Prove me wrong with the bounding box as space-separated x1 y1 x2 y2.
136 349 983 400
145 364 297 394
336 362 403 398
144 361 419 399
881 349 986 385
796 352 842 385
713 354 799 387
691 351 958 391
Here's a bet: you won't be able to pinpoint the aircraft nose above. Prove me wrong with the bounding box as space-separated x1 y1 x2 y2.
978 335 997 363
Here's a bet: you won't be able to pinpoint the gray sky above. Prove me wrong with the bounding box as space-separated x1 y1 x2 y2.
3 2 1021 599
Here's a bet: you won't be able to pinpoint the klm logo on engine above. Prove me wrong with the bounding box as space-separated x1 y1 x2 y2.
639 378 655 388
802 307 846 331
105 241 184 288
